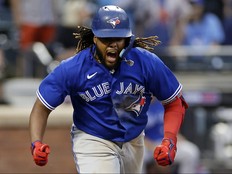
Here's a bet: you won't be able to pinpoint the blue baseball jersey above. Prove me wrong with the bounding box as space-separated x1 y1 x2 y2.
37 46 182 142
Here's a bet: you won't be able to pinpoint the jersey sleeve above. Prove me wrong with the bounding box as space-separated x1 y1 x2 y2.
37 62 70 110
146 54 182 105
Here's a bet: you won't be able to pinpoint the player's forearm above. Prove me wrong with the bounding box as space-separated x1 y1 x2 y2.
29 98 51 142
30 115 48 143
163 96 188 141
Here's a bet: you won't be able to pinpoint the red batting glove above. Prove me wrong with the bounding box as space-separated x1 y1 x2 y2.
153 138 177 166
31 140 50 166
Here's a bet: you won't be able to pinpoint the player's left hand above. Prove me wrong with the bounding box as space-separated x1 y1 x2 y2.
31 140 50 166
153 138 176 166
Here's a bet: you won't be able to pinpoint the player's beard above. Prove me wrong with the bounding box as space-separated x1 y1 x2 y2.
95 45 120 70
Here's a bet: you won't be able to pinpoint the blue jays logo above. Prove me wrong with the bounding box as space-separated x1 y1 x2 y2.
115 95 146 117
107 17 120 28
124 96 146 116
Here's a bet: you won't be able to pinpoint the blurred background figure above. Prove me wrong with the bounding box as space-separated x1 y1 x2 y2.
133 0 191 45
0 0 15 104
143 98 202 174
170 0 225 47
210 108 232 169
51 0 97 62
175 134 202 174
10 0 59 77
171 0 225 46
169 0 225 69
130 0 192 70
222 0 232 45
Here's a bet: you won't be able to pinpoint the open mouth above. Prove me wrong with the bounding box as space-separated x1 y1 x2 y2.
106 51 118 63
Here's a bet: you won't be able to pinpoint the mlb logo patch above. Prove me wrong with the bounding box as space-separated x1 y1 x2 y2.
107 17 121 28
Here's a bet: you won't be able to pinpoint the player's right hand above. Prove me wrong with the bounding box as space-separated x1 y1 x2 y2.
31 140 50 166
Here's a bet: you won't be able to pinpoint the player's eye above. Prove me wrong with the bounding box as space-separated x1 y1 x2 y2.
99 38 124 44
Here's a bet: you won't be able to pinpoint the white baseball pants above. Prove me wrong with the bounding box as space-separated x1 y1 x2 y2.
70 125 145 173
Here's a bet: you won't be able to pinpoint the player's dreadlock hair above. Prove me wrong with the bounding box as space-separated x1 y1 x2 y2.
73 26 161 53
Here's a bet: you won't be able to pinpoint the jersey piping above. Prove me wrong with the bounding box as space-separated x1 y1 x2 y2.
37 90 55 110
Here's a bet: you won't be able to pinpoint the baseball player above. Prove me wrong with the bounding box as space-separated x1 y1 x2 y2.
29 5 188 173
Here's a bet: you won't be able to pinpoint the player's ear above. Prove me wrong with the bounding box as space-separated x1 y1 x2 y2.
93 36 97 44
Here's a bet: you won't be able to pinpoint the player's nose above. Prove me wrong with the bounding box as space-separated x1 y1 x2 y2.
108 40 118 48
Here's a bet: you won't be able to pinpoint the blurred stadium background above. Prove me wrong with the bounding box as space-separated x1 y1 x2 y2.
1 0 232 173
